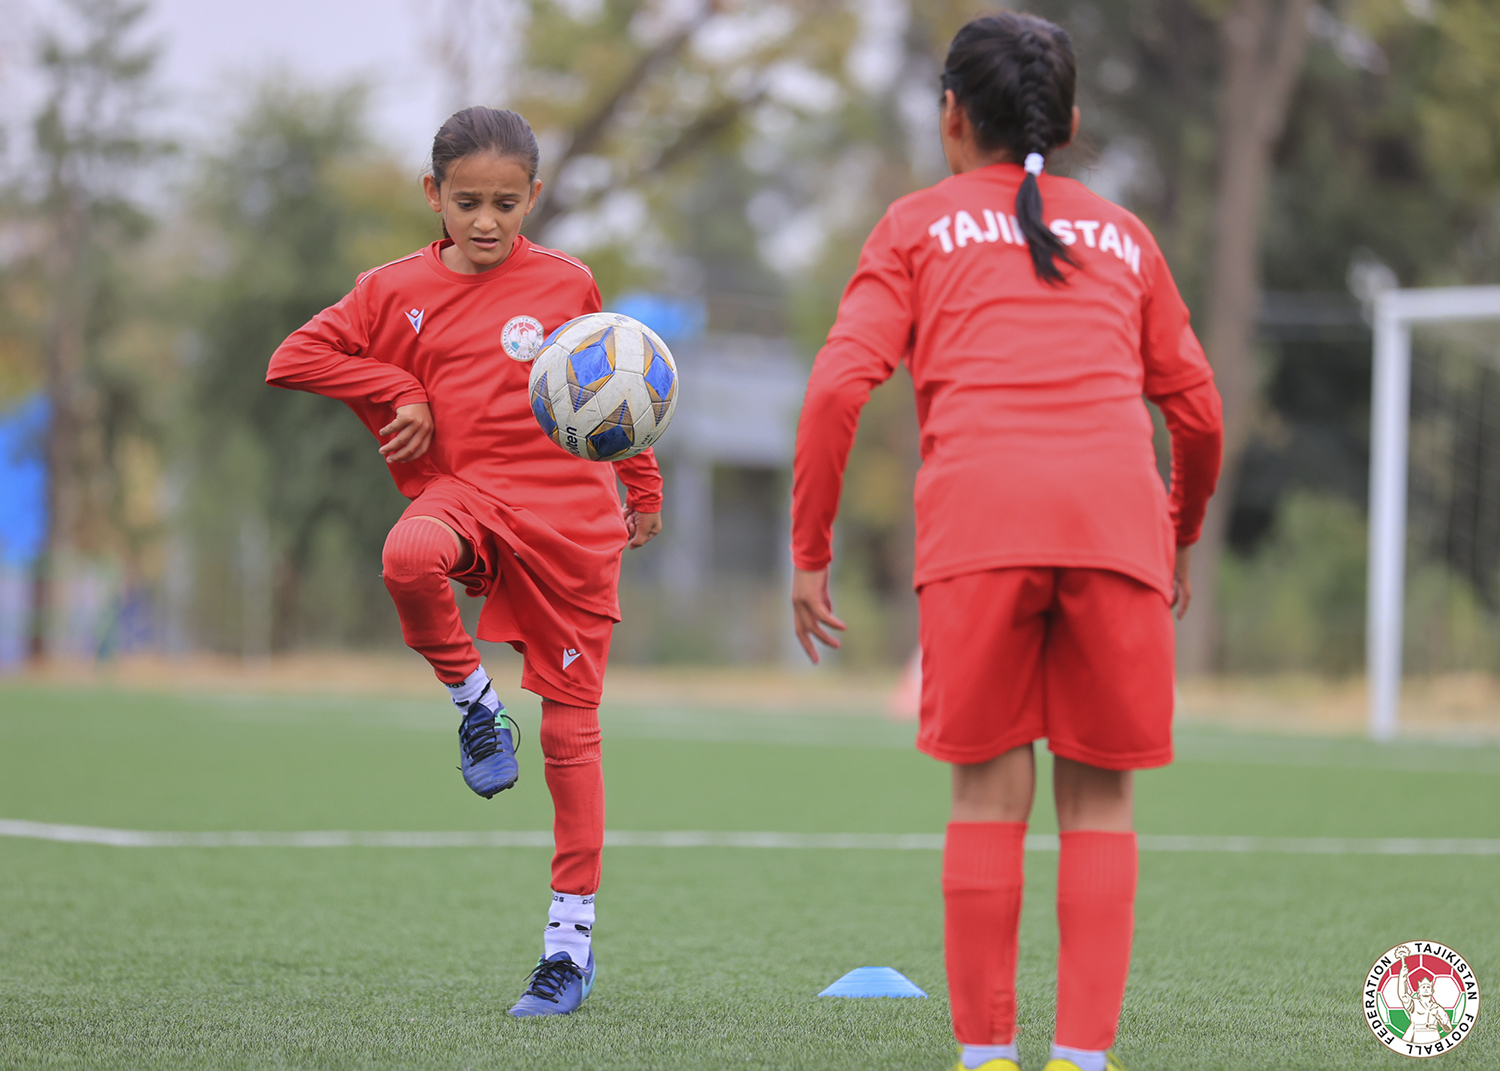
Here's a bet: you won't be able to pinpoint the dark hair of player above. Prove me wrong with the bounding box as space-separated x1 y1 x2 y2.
430 106 540 186
941 13 1079 286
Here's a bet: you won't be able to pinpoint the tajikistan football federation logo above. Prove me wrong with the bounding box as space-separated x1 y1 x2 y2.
502 315 545 362
1365 941 1479 1058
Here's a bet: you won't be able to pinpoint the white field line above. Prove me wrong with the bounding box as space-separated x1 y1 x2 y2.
4 820 1500 855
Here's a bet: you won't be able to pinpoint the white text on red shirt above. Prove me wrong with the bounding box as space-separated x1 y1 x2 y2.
926 210 1142 274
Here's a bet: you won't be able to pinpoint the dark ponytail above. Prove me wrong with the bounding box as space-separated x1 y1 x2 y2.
941 13 1078 286
430 106 540 186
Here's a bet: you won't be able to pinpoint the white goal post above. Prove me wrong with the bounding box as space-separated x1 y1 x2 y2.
1367 285 1500 740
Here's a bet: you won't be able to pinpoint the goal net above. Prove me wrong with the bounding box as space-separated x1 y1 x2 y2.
1367 286 1500 738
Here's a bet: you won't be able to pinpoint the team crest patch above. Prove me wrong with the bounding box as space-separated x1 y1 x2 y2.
1365 941 1479 1058
502 315 545 361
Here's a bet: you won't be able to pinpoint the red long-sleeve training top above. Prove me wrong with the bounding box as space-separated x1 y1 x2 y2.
267 236 662 621
791 163 1223 601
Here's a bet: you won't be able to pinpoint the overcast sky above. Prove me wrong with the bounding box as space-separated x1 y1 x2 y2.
7 0 466 169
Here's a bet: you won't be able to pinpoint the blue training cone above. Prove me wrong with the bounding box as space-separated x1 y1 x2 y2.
818 966 928 998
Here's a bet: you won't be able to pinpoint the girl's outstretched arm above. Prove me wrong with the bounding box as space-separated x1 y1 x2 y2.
1153 379 1222 558
266 284 428 412
1138 232 1222 620
790 210 912 579
1153 378 1221 620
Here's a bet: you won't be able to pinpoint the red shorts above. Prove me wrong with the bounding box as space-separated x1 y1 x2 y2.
402 490 614 707
916 567 1174 770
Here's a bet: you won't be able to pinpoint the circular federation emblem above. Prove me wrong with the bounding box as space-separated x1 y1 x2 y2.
502 315 545 362
1365 941 1480 1058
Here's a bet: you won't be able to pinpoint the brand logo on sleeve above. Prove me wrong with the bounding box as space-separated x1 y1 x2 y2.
502 315 545 361
405 308 425 334
562 647 581 669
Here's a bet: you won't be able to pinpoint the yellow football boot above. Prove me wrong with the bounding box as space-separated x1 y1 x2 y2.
1043 1053 1130 1071
951 1043 1021 1071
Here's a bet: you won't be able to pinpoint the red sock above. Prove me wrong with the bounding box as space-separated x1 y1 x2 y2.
1055 830 1138 1051
381 519 480 684
540 701 604 896
943 821 1027 1045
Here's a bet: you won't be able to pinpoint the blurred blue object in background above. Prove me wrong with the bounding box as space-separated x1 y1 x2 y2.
608 292 706 346
0 393 46 567
0 393 45 668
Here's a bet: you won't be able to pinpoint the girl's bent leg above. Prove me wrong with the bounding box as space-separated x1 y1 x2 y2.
1052 755 1138 1053
381 516 480 684
945 744 1034 1046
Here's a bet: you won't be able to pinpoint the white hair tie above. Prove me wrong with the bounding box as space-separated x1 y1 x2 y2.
1024 152 1045 175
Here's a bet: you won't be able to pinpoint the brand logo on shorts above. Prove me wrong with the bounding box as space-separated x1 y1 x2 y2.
405 308 424 334
1365 941 1480 1058
562 647 581 669
502 315 545 361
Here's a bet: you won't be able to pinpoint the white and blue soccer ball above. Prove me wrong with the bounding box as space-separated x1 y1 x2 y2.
528 312 678 462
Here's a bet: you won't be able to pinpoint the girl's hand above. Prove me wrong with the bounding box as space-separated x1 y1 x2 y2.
625 509 662 548
1171 544 1193 619
379 403 434 464
792 566 847 664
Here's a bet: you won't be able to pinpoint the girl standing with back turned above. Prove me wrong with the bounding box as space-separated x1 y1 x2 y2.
268 107 663 1017
791 14 1222 1071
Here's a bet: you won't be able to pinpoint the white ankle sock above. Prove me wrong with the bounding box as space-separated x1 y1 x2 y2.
445 666 491 710
545 891 594 966
961 1042 1019 1067
1050 1045 1105 1071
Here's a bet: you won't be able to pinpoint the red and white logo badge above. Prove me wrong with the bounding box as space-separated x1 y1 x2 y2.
502 315 545 361
1365 941 1480 1058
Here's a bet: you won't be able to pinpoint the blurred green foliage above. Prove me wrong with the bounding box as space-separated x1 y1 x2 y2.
1219 492 1368 675
180 86 436 651
1 0 1499 673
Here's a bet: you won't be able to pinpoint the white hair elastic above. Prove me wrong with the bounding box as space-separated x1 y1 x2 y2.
1024 152 1045 175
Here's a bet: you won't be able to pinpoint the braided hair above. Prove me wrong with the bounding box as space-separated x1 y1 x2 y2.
940 13 1078 286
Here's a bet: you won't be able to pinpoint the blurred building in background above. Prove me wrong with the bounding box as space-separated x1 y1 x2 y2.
610 295 807 665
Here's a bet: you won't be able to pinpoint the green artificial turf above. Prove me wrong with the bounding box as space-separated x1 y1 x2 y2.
1 680 1497 1069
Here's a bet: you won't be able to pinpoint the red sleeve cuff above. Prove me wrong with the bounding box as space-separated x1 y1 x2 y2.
792 552 832 572
392 388 429 408
626 492 663 513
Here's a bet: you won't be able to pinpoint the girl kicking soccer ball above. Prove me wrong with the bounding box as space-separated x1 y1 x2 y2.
267 106 663 1017
791 14 1222 1071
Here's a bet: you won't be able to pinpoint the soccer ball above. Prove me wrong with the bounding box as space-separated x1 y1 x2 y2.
528 312 679 462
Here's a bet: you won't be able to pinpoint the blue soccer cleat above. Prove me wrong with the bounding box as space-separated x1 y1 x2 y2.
457 687 519 798
509 950 595 1017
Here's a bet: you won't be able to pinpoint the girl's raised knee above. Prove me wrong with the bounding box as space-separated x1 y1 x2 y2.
382 517 463 581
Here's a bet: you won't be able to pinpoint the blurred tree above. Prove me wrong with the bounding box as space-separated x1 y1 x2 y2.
1177 0 1316 674
0 188 45 405
186 84 435 652
25 0 169 659
1024 0 1314 672
422 0 1499 671
468 1 946 663
1027 0 1499 671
